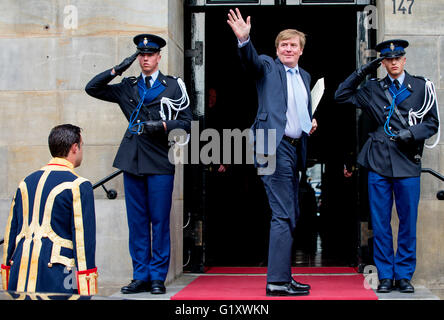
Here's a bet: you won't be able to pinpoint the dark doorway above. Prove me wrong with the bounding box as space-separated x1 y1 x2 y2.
185 4 369 270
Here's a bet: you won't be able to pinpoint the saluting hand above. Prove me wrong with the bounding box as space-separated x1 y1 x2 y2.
356 57 384 78
113 50 140 76
227 8 251 42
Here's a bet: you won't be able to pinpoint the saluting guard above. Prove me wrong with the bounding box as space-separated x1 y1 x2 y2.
1 124 97 295
335 40 440 293
85 34 192 294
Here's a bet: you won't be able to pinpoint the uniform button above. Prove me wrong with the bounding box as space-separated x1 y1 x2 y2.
48 263 53 268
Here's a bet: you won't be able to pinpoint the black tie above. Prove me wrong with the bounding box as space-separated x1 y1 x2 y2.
393 79 400 90
145 76 152 89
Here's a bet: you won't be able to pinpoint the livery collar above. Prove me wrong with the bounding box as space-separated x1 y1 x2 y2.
47 157 75 170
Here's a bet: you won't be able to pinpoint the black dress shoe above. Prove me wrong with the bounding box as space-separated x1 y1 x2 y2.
291 278 311 290
266 283 310 296
376 279 394 293
395 279 414 293
151 280 166 294
121 279 150 294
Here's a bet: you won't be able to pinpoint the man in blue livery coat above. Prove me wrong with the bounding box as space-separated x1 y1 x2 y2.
227 8 317 296
85 34 192 294
2 124 97 295
335 40 439 293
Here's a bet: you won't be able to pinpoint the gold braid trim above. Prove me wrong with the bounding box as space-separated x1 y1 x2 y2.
2 188 16 290
16 179 32 292
76 268 98 295
1 265 10 290
23 170 51 292
72 177 89 295
2 191 16 266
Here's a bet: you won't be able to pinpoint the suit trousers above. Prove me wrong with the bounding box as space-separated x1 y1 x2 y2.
261 139 300 283
368 171 420 281
123 172 174 282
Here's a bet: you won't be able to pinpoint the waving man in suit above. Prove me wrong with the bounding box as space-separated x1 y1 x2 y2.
227 8 317 296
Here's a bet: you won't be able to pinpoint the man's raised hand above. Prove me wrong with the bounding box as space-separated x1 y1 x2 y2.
227 8 251 42
113 50 140 76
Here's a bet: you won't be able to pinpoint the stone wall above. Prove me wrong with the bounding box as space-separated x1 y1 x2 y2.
0 0 185 286
377 0 444 289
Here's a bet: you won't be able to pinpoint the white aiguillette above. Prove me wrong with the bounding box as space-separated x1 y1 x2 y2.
311 77 325 114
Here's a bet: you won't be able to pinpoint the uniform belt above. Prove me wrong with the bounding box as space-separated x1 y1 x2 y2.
283 135 300 146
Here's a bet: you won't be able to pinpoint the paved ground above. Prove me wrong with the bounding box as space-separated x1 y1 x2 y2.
101 274 198 300
99 273 442 300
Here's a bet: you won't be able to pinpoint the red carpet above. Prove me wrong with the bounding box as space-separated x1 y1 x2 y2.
205 266 358 274
171 274 378 300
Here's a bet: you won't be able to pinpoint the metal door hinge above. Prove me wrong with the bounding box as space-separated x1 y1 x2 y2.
185 41 203 65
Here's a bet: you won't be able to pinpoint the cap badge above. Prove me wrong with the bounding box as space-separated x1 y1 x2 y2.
143 37 148 46
390 43 395 51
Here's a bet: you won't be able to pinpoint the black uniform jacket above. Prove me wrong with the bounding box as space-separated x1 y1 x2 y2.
335 70 439 178
85 69 192 175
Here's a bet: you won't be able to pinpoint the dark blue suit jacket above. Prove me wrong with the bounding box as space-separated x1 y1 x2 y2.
239 40 313 171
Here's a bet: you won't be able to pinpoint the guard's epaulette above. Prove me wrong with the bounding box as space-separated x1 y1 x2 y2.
412 75 428 82
166 75 178 80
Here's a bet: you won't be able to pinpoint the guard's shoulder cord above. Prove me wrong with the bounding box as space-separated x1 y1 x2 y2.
160 77 191 146
159 77 190 121
408 79 440 149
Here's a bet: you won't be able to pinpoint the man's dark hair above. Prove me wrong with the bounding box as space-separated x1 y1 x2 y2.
48 124 82 158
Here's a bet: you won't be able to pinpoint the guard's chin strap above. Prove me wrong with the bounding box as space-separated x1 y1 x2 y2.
408 79 441 149
160 78 190 146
